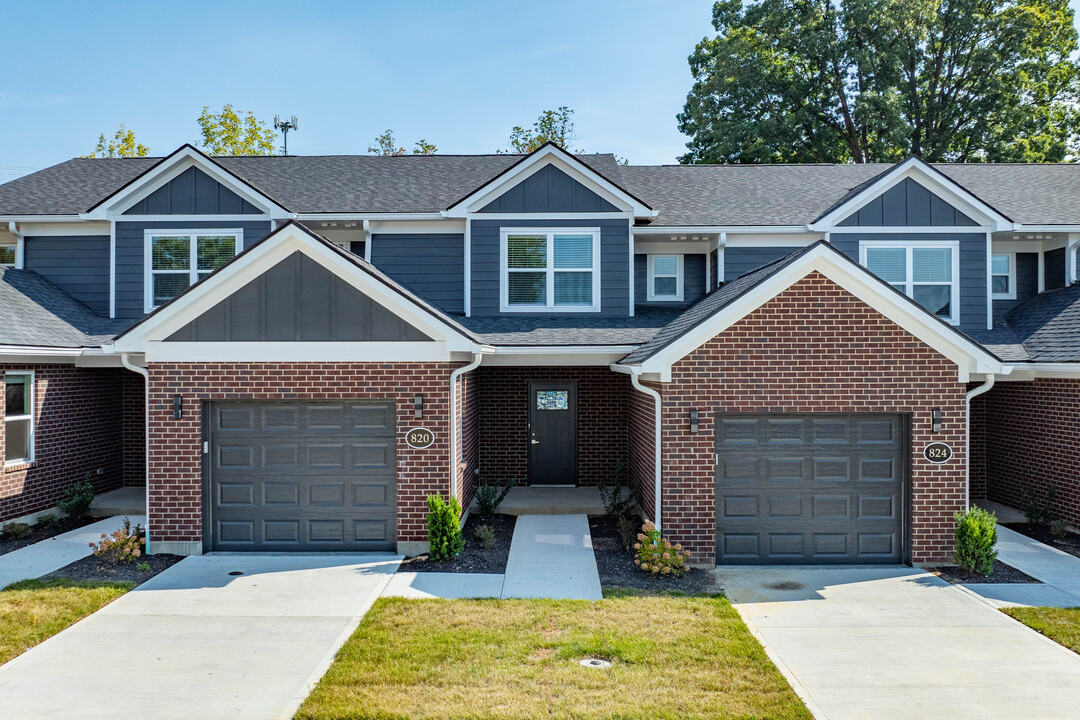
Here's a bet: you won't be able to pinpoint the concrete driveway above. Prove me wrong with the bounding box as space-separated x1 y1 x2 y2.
720 566 1080 720
0 554 400 720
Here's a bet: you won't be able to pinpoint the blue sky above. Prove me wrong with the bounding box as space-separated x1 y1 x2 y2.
3 0 1080 179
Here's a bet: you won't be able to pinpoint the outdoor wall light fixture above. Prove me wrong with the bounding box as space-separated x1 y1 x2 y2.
932 408 943 432
172 395 183 420
689 409 699 434
414 394 423 419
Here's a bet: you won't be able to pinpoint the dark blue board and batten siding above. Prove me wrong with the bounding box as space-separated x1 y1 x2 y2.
23 236 110 314
634 254 706 306
123 167 263 216
837 178 978 227
369 234 464 314
469 219 630 316
114 220 272 319
478 165 619 214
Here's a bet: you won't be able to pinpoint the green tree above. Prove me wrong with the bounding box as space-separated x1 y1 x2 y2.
678 0 1080 164
506 107 576 153
197 104 276 156
367 129 438 155
85 124 149 158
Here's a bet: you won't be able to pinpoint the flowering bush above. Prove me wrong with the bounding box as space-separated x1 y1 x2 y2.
90 517 145 563
633 522 691 577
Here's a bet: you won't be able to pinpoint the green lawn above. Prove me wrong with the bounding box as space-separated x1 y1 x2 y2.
297 590 811 720
0 579 132 665
1003 606 1080 655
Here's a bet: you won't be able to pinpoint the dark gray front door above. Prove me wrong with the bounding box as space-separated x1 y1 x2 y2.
528 382 577 485
206 401 396 551
715 413 905 564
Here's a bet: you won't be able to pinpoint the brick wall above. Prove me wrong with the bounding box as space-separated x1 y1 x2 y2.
146 362 460 548
457 370 481 509
626 381 657 518
968 387 987 501
659 272 967 565
980 379 1080 527
477 366 628 487
1 365 125 521
122 370 146 487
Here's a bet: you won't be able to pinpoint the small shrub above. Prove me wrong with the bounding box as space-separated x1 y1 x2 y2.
476 478 516 516
426 494 464 560
34 513 57 528
1051 519 1069 539
474 524 495 549
599 463 635 521
1023 485 1060 527
633 522 691 577
1 522 31 540
136 561 151 573
954 506 998 576
58 474 95 518
90 517 145 563
616 514 639 552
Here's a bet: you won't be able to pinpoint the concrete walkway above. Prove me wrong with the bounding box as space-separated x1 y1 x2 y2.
0 553 400 720
996 525 1080 600
502 514 602 600
0 515 145 588
720 566 1080 720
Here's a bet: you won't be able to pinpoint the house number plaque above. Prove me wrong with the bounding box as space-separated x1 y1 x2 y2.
923 442 953 464
406 427 435 449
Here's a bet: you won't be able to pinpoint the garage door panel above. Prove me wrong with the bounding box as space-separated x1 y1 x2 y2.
352 483 391 506
765 458 804 482
216 406 255 431
261 406 300 432
263 482 299 506
812 495 850 520
218 482 254 506
719 457 759 483
352 441 394 469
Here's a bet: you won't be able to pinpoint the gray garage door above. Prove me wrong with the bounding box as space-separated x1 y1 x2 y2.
207 401 396 552
716 414 905 564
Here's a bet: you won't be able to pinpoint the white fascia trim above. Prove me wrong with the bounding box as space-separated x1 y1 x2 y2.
634 241 713 254
0 215 84 223
83 147 290 220
632 244 1003 381
809 157 1011 232
485 348 637 367
445 145 653 218
633 225 808 235
367 219 466 234
144 341 456 363
7 222 24 269
470 212 631 220
1012 224 1080 233
0 345 84 358
17 222 110 236
109 221 116 317
828 225 992 234
1008 363 1080 378
990 251 1017 301
724 235 814 247
492 345 639 355
295 213 444 222
114 226 478 353
628 218 635 317
464 218 472 317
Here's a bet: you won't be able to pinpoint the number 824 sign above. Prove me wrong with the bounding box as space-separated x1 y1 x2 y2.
923 442 953 464
406 427 435 449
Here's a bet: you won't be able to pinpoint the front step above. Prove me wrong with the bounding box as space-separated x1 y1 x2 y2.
472 485 607 516
89 487 147 517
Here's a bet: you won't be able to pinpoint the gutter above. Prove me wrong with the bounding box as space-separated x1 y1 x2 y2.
449 352 485 500
119 353 150 545
965 374 996 510
610 364 663 531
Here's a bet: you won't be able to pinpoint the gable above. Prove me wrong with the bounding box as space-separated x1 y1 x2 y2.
165 251 432 342
478 164 619 213
837 177 978 227
124 167 263 216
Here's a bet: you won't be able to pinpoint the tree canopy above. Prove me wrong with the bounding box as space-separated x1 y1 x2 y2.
678 0 1080 164
197 105 276 156
367 129 438 155
506 107 576 153
84 124 149 158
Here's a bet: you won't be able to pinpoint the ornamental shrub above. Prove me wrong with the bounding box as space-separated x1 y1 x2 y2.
426 494 464 560
954 506 998 576
91 517 145 564
474 523 495 549
58 474 95 518
476 478 515 516
1 522 31 540
633 522 691 577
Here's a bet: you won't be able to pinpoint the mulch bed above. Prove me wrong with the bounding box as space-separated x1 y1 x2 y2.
1003 522 1080 561
398 513 515 574
929 559 1040 584
39 552 185 587
589 516 718 596
0 515 98 556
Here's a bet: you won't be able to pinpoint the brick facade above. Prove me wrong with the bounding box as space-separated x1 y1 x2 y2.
978 379 1080 528
146 362 462 549
456 370 481 509
477 366 628 487
122 370 146 487
626 381 657 519
657 272 968 565
1 365 128 521
968 386 987 502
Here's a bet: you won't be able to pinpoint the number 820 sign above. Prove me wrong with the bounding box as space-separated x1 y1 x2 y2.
406 427 435 449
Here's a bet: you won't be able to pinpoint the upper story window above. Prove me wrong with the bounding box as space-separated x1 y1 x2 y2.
647 254 684 302
500 228 600 312
991 253 1016 300
5 372 33 465
145 230 241 311
860 241 959 324
0 242 15 267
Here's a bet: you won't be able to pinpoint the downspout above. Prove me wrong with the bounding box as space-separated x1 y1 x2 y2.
965 374 996 510
120 352 150 542
612 364 663 531
449 352 483 500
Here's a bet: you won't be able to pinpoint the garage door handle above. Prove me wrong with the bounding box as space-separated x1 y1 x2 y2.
531 438 540 445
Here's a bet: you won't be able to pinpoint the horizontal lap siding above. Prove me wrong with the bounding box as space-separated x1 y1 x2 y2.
370 234 464 314
23 236 110 314
723 247 799 283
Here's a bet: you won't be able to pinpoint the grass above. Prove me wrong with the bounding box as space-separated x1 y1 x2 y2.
0 578 132 665
1003 606 1080 655
297 591 811 720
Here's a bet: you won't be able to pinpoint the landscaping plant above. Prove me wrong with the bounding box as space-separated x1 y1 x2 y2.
953 506 998 576
58 474 95 518
1 522 31 540
475 478 515 516
136 562 151 573
426 494 464 560
1023 485 1060 527
34 514 57 528
600 463 641 551
1052 519 1069 539
90 517 145 563
633 522 691 577
474 524 495 549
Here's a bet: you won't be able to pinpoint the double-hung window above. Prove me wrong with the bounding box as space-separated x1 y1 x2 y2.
0 242 15 267
5 372 33 465
861 241 959 323
991 253 1016 300
501 228 600 311
145 230 241 311
647 255 683 301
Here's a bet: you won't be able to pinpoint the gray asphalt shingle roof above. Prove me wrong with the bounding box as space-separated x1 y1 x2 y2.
0 268 129 347
1000 284 1080 362
458 307 684 346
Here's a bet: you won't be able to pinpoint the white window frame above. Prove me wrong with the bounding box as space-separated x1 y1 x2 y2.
5 371 34 466
647 254 684 302
0 242 15 267
499 227 601 313
991 252 1017 300
859 240 960 325
143 229 242 312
